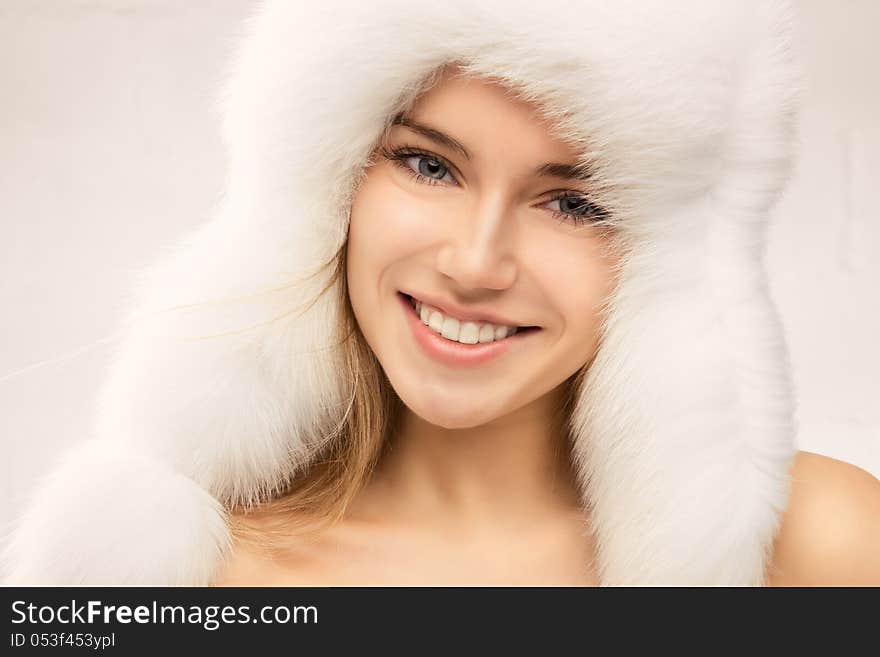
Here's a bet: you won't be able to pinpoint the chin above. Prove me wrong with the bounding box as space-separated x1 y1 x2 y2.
397 385 507 430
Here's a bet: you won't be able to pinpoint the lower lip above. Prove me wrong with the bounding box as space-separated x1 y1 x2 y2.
397 292 539 367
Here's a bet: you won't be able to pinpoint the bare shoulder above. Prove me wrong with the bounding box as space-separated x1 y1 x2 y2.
211 535 325 586
767 450 880 586
210 515 326 586
211 539 266 586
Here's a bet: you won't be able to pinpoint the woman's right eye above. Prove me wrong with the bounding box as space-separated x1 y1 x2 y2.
383 146 457 186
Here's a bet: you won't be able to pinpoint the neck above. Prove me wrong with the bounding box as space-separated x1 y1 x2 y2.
349 382 584 531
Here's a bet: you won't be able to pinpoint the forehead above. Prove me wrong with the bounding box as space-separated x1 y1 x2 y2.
398 69 580 163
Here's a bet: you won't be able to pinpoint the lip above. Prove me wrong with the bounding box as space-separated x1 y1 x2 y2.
397 291 540 367
399 289 534 328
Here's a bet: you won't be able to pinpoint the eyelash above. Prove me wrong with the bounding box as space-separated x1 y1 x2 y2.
381 144 606 227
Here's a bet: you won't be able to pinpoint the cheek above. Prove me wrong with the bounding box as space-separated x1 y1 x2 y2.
529 234 618 349
346 171 441 336
348 171 438 276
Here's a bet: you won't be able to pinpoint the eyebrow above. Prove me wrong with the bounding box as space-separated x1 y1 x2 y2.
390 114 594 183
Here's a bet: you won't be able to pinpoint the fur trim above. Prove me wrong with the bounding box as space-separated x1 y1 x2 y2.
2 440 229 585
2 0 802 585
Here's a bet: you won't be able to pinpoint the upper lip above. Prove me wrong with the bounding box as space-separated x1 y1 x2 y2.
401 290 536 328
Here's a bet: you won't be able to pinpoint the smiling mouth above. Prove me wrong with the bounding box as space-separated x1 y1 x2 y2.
400 292 541 336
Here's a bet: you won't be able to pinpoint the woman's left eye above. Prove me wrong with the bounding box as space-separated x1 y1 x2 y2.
543 194 606 226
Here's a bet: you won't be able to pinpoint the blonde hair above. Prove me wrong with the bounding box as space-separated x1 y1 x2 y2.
226 235 401 555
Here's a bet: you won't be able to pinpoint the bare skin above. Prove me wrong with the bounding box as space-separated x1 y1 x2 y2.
214 450 880 586
766 451 880 586
213 69 880 586
217 384 602 586
215 505 598 586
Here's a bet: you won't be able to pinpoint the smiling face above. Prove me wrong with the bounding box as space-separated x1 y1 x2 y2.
346 69 620 430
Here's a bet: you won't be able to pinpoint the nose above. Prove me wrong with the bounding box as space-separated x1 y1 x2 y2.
435 196 518 291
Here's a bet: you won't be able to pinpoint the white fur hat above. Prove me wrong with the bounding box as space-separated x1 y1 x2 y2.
2 0 802 585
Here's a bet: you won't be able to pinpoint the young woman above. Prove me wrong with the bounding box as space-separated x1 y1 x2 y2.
4 0 879 586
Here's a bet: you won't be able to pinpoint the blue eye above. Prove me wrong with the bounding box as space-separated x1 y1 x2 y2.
384 146 456 186
412 155 451 181
544 194 606 226
381 144 607 227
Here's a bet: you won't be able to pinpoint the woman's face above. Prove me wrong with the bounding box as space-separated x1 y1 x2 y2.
347 71 620 429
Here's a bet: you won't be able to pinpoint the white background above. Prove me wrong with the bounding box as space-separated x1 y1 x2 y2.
1 1 878 541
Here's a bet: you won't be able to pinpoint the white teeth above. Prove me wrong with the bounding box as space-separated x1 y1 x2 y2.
458 321 480 344
440 316 460 340
409 295 521 345
428 310 444 332
478 324 495 343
